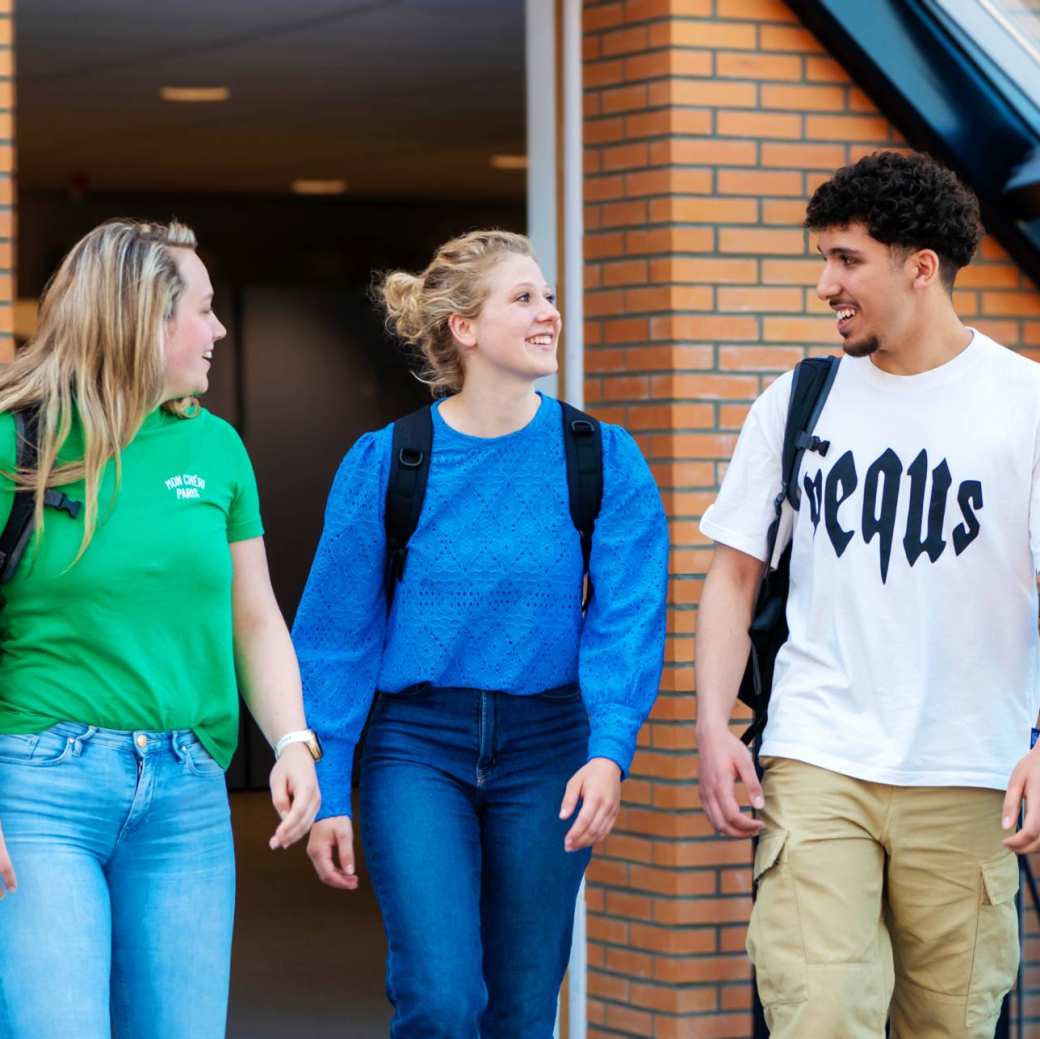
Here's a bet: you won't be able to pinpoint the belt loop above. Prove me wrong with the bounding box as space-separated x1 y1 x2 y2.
71 725 97 756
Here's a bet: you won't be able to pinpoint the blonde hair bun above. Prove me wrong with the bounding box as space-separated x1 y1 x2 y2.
378 229 534 397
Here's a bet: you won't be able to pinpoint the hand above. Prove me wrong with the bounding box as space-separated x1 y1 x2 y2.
307 816 359 891
697 724 764 838
559 757 622 852
0 820 14 897
268 743 321 850
1002 746 1040 853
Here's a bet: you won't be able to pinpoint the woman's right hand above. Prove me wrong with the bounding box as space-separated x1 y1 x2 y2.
306 816 358 891
0 820 16 897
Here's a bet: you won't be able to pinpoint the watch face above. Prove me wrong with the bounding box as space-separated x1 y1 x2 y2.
308 733 324 761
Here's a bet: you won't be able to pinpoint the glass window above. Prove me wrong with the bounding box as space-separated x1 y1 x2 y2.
927 0 1040 116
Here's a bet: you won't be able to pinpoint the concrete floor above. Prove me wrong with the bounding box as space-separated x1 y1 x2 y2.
228 791 392 1038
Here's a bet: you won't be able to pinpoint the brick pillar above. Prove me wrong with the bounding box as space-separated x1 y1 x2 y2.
582 0 1040 1035
0 0 12 361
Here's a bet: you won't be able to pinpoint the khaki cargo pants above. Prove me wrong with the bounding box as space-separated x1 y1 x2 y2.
748 758 1020 1039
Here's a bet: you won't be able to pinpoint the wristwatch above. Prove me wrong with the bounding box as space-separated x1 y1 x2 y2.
275 728 323 761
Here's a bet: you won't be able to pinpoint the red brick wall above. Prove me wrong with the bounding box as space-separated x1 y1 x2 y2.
0 0 12 361
582 0 1040 1035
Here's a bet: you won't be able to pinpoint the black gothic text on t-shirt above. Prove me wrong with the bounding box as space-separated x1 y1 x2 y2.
802 448 983 582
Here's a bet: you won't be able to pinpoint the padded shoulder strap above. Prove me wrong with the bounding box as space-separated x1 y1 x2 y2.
0 409 39 583
780 355 839 509
384 405 433 609
560 400 603 611
0 408 83 584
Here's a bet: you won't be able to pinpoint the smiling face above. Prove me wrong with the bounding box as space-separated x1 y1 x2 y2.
815 222 928 358
455 252 561 385
162 249 226 401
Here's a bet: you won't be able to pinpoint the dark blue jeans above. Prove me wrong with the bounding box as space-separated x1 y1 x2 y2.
359 684 591 1039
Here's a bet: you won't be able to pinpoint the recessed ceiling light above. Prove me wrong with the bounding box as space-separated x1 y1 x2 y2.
291 179 348 195
490 154 528 170
160 86 231 103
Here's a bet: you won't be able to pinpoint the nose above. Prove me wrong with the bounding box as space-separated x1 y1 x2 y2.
539 298 561 323
213 315 228 341
816 262 840 302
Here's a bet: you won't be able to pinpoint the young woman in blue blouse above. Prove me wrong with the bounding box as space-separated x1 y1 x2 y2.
293 230 668 1038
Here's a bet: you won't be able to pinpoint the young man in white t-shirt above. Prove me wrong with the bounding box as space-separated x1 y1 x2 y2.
697 150 1040 1038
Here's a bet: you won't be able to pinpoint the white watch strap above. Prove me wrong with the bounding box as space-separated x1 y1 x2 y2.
275 729 313 759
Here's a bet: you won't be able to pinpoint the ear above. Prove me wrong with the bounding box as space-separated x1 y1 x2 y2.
448 312 477 350
908 248 941 290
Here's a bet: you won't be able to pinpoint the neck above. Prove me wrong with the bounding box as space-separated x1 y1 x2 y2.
439 376 541 438
869 298 972 376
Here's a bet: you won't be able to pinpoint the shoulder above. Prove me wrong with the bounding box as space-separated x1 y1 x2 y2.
349 421 394 461
976 333 1040 382
590 415 655 488
332 421 394 486
186 408 246 450
754 367 796 415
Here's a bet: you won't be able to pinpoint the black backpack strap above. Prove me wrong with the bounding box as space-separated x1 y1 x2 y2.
739 355 840 747
0 410 37 582
780 356 839 510
560 401 603 611
384 406 433 609
0 409 83 584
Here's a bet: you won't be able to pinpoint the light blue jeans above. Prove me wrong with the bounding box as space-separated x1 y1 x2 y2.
0 722 236 1039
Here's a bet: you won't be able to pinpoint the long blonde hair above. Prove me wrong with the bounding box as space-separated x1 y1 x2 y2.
0 217 198 564
378 229 534 396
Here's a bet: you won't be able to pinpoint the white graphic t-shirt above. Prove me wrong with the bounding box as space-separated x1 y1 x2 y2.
701 331 1040 790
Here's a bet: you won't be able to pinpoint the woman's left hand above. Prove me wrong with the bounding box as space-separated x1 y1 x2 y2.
268 744 321 850
559 757 622 852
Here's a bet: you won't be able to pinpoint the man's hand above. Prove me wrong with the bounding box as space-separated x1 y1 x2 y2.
697 723 764 838
307 816 359 890
1002 745 1040 852
559 758 622 852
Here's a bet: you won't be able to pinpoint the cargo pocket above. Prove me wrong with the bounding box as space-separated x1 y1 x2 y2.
966 853 1020 1033
746 829 807 1007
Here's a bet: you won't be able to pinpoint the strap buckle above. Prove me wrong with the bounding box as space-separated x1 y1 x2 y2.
398 448 424 469
569 419 595 436
793 431 830 456
43 490 82 519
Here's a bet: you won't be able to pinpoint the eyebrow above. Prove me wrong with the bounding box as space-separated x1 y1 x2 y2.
816 245 865 259
510 282 553 293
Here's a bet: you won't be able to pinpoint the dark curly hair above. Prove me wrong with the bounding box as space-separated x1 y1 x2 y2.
805 151 981 290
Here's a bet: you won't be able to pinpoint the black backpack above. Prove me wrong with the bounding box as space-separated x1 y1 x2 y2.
0 409 82 583
738 356 839 746
383 400 603 610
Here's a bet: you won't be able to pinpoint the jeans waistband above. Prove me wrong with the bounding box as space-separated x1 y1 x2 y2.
385 682 579 698
46 721 202 753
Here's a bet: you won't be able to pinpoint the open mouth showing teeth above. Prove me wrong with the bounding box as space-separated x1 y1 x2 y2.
202 352 213 360
527 335 554 346
835 308 855 323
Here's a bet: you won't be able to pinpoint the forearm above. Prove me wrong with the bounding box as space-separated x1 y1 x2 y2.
235 613 308 748
695 549 762 737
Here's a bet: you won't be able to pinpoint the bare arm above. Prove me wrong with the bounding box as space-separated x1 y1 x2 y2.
695 543 767 838
231 537 320 849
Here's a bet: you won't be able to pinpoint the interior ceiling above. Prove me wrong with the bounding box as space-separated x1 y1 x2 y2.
16 0 527 200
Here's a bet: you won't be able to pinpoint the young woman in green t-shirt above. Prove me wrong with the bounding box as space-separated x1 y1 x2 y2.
0 219 322 1039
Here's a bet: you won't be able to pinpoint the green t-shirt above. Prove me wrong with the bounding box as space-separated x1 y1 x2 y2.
0 406 263 767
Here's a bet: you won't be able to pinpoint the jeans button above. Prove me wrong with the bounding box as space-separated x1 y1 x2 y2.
136 734 148 749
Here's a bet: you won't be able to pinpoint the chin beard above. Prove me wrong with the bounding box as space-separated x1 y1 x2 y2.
842 334 880 358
